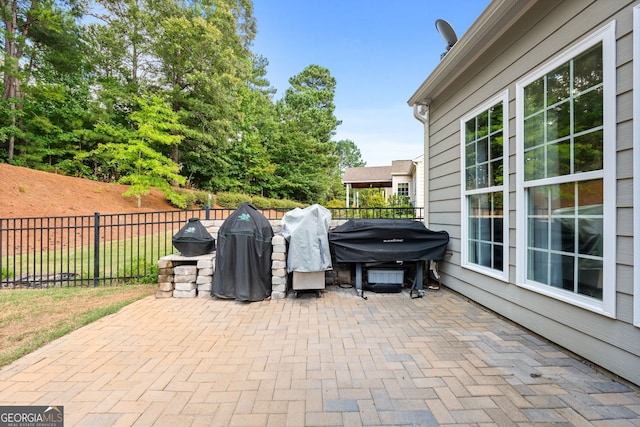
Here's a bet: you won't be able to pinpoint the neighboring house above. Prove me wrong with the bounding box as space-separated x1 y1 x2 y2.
342 155 424 208
408 0 640 386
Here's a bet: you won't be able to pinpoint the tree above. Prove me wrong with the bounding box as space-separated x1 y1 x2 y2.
146 0 257 190
268 65 341 203
0 0 84 162
334 139 365 170
282 64 341 143
325 139 366 202
85 95 186 207
86 0 153 86
12 10 92 169
224 72 277 195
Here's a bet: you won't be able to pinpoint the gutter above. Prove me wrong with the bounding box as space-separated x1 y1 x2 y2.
412 102 430 228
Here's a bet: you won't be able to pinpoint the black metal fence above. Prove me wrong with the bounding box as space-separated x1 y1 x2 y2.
0 207 423 289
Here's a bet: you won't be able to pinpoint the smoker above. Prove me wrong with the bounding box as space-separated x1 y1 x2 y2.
212 202 273 302
172 218 215 257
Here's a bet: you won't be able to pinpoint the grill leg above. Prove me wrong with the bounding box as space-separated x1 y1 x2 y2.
416 261 424 291
355 263 363 297
410 261 425 298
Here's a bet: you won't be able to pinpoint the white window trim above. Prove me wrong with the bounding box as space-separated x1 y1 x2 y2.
515 21 616 318
633 5 640 327
460 90 510 282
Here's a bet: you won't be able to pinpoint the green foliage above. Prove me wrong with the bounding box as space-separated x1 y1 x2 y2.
387 194 411 207
266 65 341 203
0 0 364 207
194 191 214 208
249 196 271 209
213 192 303 209
216 192 252 208
165 189 197 210
164 189 212 209
120 259 158 284
362 191 386 208
250 196 303 209
334 139 365 170
325 199 345 209
386 195 415 218
85 95 187 207
276 199 306 209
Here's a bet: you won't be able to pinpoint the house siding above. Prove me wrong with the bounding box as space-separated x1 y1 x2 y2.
413 155 424 208
418 0 640 385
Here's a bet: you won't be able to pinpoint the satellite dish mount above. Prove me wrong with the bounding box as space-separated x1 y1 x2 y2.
435 19 458 59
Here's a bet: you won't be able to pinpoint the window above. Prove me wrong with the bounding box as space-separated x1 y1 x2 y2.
461 92 508 279
397 182 410 198
516 22 616 316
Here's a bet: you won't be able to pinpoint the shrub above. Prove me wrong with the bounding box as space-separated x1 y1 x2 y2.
166 189 197 209
325 199 344 209
120 259 158 284
250 196 270 209
193 191 213 208
365 193 386 208
216 192 251 208
263 198 305 209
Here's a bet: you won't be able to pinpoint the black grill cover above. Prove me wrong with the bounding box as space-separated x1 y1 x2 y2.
212 202 273 302
172 218 215 256
329 219 449 263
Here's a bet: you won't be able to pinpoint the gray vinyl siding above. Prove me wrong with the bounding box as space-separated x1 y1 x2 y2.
421 0 640 385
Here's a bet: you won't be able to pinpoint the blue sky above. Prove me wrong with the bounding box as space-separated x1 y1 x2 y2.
251 0 491 166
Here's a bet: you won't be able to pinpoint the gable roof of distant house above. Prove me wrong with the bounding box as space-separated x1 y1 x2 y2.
342 160 415 188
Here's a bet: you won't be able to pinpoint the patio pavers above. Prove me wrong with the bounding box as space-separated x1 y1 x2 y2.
0 285 639 426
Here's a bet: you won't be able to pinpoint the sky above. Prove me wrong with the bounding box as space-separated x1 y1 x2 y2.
251 0 491 166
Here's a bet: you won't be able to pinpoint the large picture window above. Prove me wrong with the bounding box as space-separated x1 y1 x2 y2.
461 92 508 279
516 23 616 316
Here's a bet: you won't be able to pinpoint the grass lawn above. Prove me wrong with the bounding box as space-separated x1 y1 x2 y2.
0 284 156 369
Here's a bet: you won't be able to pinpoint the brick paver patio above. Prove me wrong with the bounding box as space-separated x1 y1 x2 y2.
0 285 639 426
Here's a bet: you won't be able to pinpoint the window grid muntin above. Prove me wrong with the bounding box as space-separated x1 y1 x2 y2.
468 191 504 271
463 100 505 273
523 44 603 182
397 182 409 198
523 43 605 301
465 103 504 191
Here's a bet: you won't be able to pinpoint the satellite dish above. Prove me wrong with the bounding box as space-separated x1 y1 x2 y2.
435 19 458 57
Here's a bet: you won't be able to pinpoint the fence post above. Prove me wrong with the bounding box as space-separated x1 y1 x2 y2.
93 212 100 287
0 221 3 284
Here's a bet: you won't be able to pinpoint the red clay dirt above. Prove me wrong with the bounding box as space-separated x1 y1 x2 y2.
1 164 178 219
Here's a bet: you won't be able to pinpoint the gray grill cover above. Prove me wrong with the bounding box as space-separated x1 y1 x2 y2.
212 203 273 302
281 204 332 273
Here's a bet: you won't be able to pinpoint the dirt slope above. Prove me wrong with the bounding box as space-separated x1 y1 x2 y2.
0 164 178 218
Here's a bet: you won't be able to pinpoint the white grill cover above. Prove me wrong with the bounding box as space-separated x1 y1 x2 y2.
281 204 332 273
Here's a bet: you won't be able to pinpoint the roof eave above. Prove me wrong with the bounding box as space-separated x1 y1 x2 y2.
342 179 393 184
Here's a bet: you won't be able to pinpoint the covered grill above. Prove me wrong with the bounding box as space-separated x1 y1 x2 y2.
329 219 449 297
212 202 273 302
172 218 215 257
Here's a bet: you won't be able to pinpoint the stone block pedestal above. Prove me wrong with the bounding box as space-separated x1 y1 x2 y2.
156 253 215 298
